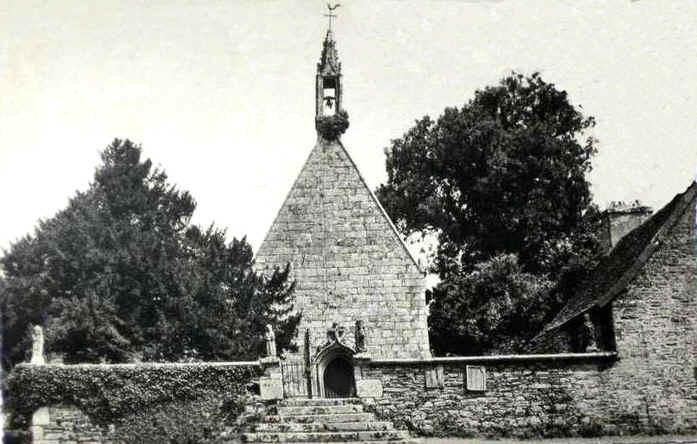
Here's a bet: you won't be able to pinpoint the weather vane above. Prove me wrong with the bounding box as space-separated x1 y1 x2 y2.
324 3 340 30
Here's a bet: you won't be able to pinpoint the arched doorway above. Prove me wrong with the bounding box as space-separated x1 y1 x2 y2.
323 357 355 398
312 339 357 398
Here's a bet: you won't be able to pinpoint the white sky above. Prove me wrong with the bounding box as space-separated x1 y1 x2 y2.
1 0 696 254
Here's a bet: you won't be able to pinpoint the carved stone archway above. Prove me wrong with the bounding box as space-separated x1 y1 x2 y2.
311 339 357 398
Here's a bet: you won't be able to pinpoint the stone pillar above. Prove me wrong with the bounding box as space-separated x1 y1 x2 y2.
353 355 382 399
304 329 313 398
259 357 283 400
30 407 49 443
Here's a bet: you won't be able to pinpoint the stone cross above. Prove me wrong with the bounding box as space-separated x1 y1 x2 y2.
30 324 45 365
264 324 277 358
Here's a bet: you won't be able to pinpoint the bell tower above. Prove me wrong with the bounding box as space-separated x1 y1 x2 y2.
315 8 342 119
256 4 431 374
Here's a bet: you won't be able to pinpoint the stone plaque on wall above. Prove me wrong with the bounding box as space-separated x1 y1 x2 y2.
465 365 486 392
425 365 444 389
260 377 284 400
356 379 383 398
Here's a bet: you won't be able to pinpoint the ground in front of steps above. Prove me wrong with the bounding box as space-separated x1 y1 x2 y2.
427 434 697 444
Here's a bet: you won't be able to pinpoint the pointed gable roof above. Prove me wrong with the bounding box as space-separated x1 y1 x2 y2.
255 137 423 275
542 180 697 333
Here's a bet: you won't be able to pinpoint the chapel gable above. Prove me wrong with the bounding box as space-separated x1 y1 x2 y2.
255 27 430 361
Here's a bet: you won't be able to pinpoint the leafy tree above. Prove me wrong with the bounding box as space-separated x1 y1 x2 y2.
377 72 601 354
1 139 298 369
428 254 553 355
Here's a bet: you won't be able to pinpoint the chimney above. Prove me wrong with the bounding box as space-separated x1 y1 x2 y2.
599 200 653 254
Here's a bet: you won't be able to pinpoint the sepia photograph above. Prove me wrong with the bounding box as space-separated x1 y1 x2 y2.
1 1 696 443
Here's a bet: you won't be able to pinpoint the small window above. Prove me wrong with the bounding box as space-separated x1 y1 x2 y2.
466 365 486 392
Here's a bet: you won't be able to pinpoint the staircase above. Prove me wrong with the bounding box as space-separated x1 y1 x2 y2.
237 398 419 443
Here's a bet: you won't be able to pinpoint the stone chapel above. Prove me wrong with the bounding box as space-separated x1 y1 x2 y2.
15 14 697 442
254 28 431 397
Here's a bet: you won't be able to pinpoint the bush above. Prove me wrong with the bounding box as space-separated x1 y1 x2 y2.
315 110 349 140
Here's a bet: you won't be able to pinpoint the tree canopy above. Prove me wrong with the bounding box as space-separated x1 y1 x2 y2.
0 139 299 369
427 253 554 355
377 72 601 354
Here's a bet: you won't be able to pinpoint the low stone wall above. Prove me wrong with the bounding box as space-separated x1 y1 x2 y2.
359 352 695 438
29 405 109 444
9 351 697 442
5 361 265 444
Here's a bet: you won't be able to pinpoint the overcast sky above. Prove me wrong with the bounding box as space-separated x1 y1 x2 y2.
1 0 696 254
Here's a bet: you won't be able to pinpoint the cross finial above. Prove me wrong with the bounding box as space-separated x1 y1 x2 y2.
324 3 340 30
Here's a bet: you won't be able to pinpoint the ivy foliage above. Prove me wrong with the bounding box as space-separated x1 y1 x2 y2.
315 110 350 140
6 363 262 441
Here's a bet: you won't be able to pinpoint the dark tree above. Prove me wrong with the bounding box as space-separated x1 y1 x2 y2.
0 139 299 369
377 73 601 354
427 254 553 355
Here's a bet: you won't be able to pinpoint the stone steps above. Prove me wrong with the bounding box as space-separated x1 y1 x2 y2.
250 420 394 432
279 397 362 406
237 398 417 443
263 412 375 423
271 442 421 444
276 404 363 416
241 430 411 442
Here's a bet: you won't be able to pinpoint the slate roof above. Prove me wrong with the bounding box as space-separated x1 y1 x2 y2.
541 180 697 334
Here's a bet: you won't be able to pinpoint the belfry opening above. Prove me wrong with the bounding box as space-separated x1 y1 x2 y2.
315 29 342 120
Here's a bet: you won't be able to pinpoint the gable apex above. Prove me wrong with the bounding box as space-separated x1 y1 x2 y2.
255 138 423 274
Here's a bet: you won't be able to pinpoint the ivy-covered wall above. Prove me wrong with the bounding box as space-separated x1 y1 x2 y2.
5 362 263 444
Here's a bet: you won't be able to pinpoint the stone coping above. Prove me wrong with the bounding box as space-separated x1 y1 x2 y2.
365 351 618 366
16 360 262 369
14 352 618 369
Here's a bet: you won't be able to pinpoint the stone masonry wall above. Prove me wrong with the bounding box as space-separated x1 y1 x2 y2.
362 355 695 438
255 138 430 359
30 405 114 444
358 199 697 439
605 196 697 432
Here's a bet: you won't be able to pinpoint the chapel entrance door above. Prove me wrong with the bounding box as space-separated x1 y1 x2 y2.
323 357 355 398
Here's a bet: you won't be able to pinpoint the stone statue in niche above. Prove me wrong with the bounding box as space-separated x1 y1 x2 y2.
30 324 45 365
327 322 345 344
264 324 277 358
583 313 599 352
355 320 366 352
